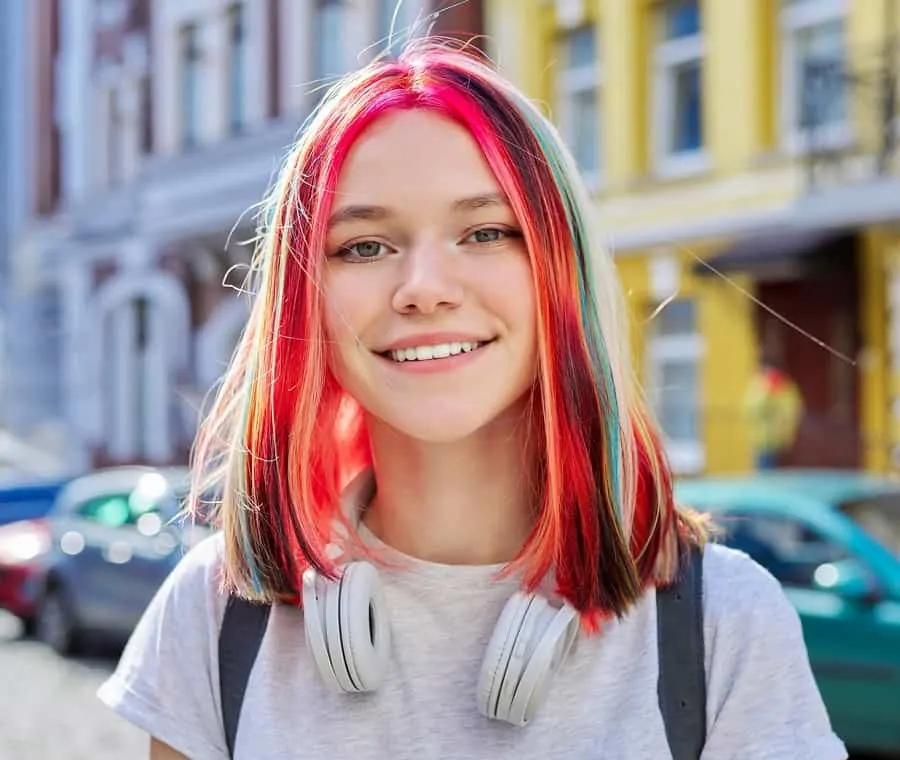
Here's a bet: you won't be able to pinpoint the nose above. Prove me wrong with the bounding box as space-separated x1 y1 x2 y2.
391 239 464 315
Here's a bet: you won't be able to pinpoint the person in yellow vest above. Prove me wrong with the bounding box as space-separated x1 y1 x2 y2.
742 358 805 470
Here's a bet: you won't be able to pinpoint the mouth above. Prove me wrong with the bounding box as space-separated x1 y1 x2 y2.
376 339 495 363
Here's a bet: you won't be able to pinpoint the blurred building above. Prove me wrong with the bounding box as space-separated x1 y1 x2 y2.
487 0 900 475
6 0 484 473
0 1 16 416
0 0 68 477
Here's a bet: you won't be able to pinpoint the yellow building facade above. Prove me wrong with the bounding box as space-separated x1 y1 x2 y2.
486 0 900 475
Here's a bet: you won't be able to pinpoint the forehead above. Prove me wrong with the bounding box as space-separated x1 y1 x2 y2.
333 109 502 203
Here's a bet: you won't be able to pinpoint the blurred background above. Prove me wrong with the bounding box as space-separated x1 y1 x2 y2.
1 0 900 757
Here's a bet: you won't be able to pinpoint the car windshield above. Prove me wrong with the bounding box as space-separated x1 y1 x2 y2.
840 494 900 555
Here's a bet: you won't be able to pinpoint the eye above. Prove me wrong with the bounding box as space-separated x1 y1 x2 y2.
337 240 390 262
464 227 518 245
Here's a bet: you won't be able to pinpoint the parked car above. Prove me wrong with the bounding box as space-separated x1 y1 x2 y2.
675 470 900 756
0 478 69 527
0 465 211 651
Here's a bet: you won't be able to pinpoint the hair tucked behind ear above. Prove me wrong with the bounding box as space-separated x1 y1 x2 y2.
187 38 709 630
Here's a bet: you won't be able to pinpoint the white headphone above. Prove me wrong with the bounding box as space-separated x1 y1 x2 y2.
301 560 580 726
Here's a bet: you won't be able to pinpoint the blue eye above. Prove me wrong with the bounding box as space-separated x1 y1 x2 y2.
471 228 502 243
464 227 520 245
340 241 387 261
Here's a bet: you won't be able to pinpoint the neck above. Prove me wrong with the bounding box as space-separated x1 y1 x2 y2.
361 409 537 566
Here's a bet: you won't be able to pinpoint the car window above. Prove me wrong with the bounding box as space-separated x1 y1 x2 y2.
75 486 179 534
718 513 849 589
840 495 900 555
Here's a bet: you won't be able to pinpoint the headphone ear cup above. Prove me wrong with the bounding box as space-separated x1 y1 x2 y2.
302 567 340 689
505 603 579 726
477 592 533 721
324 569 358 692
478 593 579 726
339 561 391 691
302 562 390 693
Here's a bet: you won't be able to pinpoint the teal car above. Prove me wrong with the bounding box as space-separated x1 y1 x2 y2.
675 471 900 756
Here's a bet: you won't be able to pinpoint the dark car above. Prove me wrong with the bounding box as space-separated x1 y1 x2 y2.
0 466 211 651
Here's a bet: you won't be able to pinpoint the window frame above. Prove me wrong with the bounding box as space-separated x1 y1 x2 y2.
313 0 348 83
179 22 202 149
226 2 246 134
779 0 851 154
652 2 710 179
555 24 603 190
646 299 705 475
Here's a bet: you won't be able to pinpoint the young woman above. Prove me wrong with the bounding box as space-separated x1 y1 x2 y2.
98 41 847 760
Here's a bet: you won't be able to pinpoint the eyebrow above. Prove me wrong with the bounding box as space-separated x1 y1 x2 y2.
327 192 509 229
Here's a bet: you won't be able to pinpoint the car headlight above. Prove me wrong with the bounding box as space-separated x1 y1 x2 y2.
0 520 52 564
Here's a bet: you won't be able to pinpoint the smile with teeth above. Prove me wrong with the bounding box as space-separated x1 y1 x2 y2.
385 341 489 362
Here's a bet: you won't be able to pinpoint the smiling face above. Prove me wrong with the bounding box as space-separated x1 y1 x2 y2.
321 109 538 443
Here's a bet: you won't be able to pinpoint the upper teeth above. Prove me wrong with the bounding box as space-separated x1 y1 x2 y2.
389 341 483 362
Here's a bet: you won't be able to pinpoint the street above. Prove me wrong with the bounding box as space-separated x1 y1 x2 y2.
0 612 145 760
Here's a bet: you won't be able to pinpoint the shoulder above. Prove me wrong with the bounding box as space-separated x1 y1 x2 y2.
166 530 232 625
701 541 787 618
171 530 228 590
700 540 801 658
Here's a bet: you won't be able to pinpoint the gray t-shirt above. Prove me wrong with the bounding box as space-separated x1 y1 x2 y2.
98 532 847 760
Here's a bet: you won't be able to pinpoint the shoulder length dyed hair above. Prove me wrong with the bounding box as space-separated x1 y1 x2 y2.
190 39 707 631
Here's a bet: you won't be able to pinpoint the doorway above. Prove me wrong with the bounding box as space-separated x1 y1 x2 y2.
754 244 861 469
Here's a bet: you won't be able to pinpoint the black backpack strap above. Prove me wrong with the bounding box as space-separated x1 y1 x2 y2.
218 595 272 758
656 544 707 760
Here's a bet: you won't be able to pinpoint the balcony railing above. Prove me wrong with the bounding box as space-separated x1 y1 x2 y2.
801 33 900 192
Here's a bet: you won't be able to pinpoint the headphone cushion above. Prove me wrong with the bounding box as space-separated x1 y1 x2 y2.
506 603 579 726
340 561 391 691
302 568 337 687
325 569 357 692
477 592 533 720
478 593 579 726
302 562 390 693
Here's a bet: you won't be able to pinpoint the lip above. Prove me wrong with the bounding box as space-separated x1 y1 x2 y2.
376 332 496 352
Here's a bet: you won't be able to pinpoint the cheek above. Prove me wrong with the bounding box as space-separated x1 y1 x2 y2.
322 272 368 343
322 276 381 390
503 258 538 341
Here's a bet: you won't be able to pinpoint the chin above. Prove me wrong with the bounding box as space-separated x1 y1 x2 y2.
385 417 493 444
367 394 533 445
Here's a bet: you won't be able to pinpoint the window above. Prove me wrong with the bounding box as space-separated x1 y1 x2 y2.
653 1 707 177
780 0 848 150
133 297 152 459
556 26 601 186
107 88 123 186
36 284 63 417
227 3 245 133
139 75 153 154
377 0 423 57
842 495 900 556
646 299 704 474
75 483 178 533
719 513 849 588
179 23 201 148
314 0 346 82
